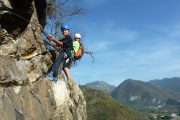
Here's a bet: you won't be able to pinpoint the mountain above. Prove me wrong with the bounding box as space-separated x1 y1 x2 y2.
80 86 146 120
85 81 116 94
111 79 180 110
149 77 180 93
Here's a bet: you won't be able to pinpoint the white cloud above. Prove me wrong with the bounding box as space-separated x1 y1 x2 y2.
143 22 180 39
86 23 139 53
105 29 138 42
167 24 180 38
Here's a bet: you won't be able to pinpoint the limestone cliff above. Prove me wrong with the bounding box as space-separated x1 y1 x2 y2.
0 0 87 120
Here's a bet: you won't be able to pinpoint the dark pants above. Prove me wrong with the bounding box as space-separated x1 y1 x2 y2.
51 52 66 77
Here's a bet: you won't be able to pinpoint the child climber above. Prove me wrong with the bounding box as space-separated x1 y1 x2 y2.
73 33 81 53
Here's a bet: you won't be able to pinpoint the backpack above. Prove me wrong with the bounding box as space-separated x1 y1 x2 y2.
74 43 84 60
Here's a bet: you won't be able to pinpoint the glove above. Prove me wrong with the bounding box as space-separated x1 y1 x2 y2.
48 34 53 38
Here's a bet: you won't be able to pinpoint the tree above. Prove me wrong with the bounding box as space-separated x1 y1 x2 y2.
44 0 94 61
45 0 83 38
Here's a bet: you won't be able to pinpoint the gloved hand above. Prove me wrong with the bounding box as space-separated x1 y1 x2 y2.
48 34 53 39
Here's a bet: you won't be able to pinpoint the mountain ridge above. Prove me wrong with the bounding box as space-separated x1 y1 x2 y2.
149 77 180 93
111 79 180 110
80 85 145 120
85 81 116 94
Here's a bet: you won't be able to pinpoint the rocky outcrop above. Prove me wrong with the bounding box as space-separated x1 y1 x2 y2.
0 0 87 120
0 0 47 37
0 79 87 120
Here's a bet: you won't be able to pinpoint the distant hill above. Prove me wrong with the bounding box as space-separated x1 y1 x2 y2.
111 79 180 110
80 86 146 120
149 77 180 93
85 81 115 94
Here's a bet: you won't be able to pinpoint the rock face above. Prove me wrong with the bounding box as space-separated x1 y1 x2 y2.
0 80 87 120
0 0 47 36
0 0 87 120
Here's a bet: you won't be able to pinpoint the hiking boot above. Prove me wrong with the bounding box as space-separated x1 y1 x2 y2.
53 77 58 83
46 72 53 80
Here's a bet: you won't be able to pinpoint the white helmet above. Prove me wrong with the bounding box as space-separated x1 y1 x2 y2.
74 33 81 39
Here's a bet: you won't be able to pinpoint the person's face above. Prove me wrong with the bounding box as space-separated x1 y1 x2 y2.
61 29 70 35
75 38 80 41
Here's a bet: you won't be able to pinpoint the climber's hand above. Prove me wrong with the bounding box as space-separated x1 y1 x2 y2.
48 34 53 39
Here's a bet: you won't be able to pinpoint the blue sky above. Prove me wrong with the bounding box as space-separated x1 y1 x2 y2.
64 0 180 86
